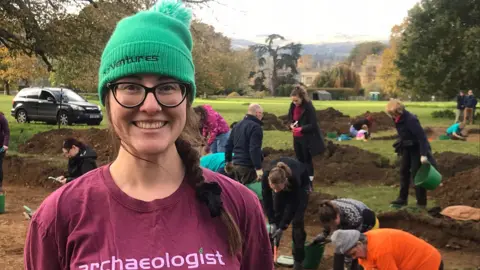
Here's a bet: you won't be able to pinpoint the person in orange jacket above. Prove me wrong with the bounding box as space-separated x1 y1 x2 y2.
331 228 443 270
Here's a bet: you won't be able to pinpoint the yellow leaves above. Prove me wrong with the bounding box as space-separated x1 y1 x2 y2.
0 47 48 84
378 47 401 96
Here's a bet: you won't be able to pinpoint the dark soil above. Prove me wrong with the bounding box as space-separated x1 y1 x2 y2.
262 112 289 131
263 141 398 186
379 210 480 252
432 166 480 208
467 128 480 134
424 127 434 137
433 152 480 178
3 155 65 189
371 134 398 140
18 128 117 165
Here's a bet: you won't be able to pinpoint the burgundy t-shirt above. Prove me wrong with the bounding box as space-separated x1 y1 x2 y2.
24 165 273 270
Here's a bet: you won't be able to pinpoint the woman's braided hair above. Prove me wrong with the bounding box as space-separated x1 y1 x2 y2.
105 90 242 256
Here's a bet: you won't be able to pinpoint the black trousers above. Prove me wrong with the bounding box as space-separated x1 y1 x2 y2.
293 138 313 183
0 152 4 189
232 164 257 185
273 190 309 263
399 147 437 206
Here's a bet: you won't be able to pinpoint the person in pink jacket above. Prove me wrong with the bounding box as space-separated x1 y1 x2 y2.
194 104 230 153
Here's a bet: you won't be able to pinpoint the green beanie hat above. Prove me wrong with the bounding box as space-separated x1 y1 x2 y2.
97 0 196 106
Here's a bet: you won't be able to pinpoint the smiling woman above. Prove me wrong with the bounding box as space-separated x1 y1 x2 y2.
24 1 273 269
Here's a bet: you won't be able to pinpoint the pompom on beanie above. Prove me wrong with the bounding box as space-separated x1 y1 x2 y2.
97 0 196 106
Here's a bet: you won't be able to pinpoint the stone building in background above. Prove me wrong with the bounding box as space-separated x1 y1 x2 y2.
358 54 382 86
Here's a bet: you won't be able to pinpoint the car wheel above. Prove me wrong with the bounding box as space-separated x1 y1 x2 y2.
57 111 71 126
16 109 28 124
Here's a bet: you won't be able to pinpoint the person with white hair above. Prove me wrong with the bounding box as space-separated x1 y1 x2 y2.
331 228 443 270
225 103 265 185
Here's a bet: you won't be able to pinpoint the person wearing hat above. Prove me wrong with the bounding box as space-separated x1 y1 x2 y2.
386 99 437 209
331 228 443 270
262 157 310 270
24 1 273 269
309 198 379 270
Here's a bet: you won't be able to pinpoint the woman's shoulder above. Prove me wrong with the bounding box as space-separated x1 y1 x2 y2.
30 166 107 228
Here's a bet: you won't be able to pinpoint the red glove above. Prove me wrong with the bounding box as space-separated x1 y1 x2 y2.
293 127 302 137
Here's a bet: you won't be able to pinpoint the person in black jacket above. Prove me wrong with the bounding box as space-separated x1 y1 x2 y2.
386 99 437 208
263 157 310 270
464 90 477 125
455 91 465 123
349 115 374 139
287 85 325 190
57 138 98 184
225 104 264 185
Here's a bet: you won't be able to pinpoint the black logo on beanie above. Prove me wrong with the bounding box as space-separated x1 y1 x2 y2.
103 55 159 75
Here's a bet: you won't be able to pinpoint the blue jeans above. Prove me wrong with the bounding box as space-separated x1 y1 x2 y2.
349 125 358 137
210 131 230 153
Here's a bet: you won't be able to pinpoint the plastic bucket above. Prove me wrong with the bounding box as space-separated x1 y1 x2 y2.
414 163 442 190
327 132 337 139
291 241 325 269
438 134 450 140
246 182 262 201
0 192 5 214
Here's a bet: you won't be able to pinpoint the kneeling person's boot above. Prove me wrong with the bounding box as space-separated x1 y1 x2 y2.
293 261 304 270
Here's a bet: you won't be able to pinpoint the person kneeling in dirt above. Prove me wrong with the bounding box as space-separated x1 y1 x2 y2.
331 228 444 270
56 138 98 184
446 122 467 140
263 158 310 270
310 198 378 270
386 99 437 209
225 104 265 185
350 116 373 139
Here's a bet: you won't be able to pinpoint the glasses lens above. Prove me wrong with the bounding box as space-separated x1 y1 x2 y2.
113 83 187 107
113 83 145 107
154 83 187 106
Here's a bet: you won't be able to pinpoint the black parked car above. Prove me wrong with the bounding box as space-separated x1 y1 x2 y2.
11 87 103 126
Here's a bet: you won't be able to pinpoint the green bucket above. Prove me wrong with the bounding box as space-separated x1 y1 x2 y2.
327 132 338 139
291 241 325 269
438 134 450 140
414 163 442 190
246 181 263 201
0 192 5 214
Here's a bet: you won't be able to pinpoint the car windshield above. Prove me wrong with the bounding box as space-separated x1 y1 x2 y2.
52 89 86 102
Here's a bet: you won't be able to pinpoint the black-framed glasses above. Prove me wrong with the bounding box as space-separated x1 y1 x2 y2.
106 82 189 108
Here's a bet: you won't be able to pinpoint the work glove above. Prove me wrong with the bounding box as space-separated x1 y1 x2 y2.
256 169 263 180
268 223 277 235
420 156 429 164
271 228 284 244
309 234 326 246
224 162 234 174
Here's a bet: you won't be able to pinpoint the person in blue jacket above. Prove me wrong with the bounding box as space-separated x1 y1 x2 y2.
455 91 465 123
464 90 477 125
262 157 310 270
386 99 437 209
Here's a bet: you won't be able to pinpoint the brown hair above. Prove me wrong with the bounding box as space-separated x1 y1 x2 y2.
318 200 340 224
104 91 242 256
268 162 292 190
290 85 310 102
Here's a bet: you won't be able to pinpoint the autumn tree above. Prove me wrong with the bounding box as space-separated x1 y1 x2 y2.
0 46 48 94
396 0 480 99
313 64 361 90
347 41 387 71
250 34 302 96
377 21 407 97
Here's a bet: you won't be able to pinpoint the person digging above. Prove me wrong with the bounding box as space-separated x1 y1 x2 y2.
446 122 467 140
330 228 444 270
386 99 438 209
309 198 379 270
262 157 310 270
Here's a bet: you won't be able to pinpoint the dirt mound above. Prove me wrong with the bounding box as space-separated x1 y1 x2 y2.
432 166 480 208
350 111 394 132
468 128 480 134
372 134 398 140
3 155 65 188
379 210 480 251
263 141 398 186
18 128 117 164
304 191 338 225
433 152 480 178
262 112 289 131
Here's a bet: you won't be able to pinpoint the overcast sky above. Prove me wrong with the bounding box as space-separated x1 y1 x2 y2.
191 0 420 43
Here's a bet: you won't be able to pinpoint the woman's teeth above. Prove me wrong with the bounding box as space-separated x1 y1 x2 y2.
134 121 166 129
